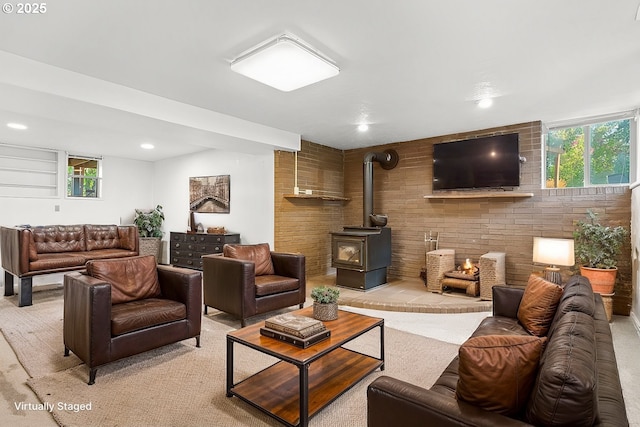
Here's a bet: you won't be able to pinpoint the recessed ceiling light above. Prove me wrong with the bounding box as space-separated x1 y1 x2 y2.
141 143 155 150
230 33 339 92
7 122 28 130
357 124 369 132
477 98 493 109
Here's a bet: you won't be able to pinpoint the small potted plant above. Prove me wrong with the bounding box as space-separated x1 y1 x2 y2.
311 286 340 321
134 205 165 262
573 209 628 294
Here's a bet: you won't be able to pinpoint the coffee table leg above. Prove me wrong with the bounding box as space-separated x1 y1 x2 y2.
226 337 234 397
380 323 385 371
299 364 309 427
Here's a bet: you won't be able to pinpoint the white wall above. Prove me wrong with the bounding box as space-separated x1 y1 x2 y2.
153 148 275 263
0 153 153 227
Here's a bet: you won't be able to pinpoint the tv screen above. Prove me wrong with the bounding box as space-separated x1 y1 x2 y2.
432 133 520 191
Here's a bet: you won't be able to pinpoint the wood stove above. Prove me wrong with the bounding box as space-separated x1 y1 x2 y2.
331 226 391 290
331 149 398 290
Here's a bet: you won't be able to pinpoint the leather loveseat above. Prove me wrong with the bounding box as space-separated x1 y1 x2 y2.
367 275 629 426
1 224 139 306
63 255 202 384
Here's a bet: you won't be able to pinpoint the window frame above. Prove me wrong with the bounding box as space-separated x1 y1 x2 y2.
543 110 638 189
66 153 103 199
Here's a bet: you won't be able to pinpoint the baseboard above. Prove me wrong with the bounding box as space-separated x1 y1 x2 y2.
630 311 640 337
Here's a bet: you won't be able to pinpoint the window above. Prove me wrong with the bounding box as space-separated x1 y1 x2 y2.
67 154 102 198
544 113 636 188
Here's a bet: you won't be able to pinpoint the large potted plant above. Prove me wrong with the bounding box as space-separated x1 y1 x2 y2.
573 209 628 294
134 205 165 262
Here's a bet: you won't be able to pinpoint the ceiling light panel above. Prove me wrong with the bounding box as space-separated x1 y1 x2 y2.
231 34 339 92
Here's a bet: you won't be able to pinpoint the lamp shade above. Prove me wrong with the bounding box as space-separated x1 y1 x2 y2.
532 237 575 267
230 34 339 92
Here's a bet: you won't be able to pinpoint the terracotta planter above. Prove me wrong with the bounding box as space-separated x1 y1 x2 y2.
313 302 338 321
579 266 617 294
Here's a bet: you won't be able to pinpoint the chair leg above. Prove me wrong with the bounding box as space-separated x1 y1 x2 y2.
88 368 97 385
195 335 201 348
240 319 246 328
203 304 208 315
299 303 304 309
64 346 69 357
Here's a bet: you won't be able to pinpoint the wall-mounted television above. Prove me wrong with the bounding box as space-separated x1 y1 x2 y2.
432 133 521 191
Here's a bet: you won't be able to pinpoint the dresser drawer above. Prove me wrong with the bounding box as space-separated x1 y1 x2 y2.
169 231 240 270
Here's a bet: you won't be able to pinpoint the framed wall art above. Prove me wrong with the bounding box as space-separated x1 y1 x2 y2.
189 175 230 213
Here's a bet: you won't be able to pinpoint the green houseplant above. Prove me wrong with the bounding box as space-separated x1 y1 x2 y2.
311 286 340 321
573 209 628 294
134 205 165 262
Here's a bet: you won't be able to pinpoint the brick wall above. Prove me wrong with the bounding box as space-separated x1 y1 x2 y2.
275 122 632 314
274 141 345 276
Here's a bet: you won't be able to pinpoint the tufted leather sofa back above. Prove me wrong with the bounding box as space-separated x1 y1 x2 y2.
31 225 86 253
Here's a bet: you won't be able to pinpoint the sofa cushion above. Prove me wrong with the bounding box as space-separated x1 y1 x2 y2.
255 275 299 296
517 275 563 336
31 225 86 253
111 298 186 336
526 311 598 426
29 253 86 271
86 255 161 304
224 243 275 276
551 275 595 329
85 224 122 251
456 334 546 416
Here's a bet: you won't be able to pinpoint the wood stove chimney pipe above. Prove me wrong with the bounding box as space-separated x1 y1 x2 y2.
363 149 399 227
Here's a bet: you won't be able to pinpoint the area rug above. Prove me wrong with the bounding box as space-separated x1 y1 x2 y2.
2 290 459 427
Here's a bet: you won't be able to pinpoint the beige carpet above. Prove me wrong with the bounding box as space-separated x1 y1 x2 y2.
1 290 459 427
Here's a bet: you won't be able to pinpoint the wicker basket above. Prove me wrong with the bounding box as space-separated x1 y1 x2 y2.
426 249 455 293
479 252 506 301
313 302 338 321
139 237 161 263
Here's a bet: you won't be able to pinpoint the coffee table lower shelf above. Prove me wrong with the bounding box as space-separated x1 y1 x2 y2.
230 347 382 426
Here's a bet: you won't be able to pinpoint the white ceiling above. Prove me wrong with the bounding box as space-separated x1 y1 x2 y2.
0 0 639 161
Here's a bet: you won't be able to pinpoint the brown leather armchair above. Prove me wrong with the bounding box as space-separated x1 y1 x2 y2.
63 255 202 384
202 243 305 327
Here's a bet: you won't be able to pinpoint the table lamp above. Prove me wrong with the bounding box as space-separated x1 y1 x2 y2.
532 237 575 284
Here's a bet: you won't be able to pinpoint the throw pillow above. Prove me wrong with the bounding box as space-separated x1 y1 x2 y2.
223 243 275 276
456 334 546 416
86 255 161 304
517 275 563 336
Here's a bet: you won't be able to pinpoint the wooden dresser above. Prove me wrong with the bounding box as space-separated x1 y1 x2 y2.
169 231 240 270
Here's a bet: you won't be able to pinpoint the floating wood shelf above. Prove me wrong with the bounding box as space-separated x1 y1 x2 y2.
284 194 350 201
424 192 534 199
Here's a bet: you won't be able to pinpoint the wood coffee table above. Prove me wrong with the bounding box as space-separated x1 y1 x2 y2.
226 306 384 427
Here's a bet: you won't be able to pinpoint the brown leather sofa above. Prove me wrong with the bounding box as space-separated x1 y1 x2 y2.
367 275 629 426
202 243 305 327
1 224 139 306
63 255 202 385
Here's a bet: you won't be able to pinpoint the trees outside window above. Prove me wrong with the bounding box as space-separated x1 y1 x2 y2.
545 117 633 188
67 155 101 198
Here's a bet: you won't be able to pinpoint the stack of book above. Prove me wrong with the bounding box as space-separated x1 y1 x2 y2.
260 313 331 348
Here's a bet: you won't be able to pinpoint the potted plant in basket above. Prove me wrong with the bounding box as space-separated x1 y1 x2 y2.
134 205 165 262
573 209 628 294
311 286 340 321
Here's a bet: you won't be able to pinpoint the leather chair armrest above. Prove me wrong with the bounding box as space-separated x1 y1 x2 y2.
271 252 305 280
157 265 202 334
202 255 256 316
271 252 306 302
492 286 525 318
63 272 112 367
367 376 529 427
